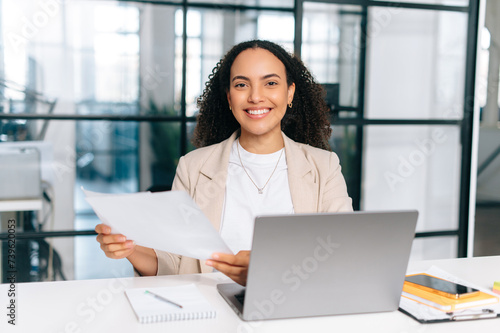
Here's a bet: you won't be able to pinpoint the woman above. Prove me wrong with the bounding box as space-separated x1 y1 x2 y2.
95 40 352 286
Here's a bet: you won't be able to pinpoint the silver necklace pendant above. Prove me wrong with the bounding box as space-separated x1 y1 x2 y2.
237 139 283 196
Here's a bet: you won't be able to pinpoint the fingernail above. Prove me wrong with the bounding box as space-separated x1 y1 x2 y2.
206 260 212 266
212 253 219 259
119 236 126 242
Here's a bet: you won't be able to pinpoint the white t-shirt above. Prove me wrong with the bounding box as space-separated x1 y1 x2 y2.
220 139 294 254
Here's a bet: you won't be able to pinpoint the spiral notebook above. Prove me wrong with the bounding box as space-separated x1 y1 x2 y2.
125 284 216 323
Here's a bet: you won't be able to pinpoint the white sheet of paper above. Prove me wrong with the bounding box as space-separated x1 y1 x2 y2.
83 188 233 259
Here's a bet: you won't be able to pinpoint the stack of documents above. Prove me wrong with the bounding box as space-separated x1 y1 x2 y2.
399 267 500 323
402 280 498 312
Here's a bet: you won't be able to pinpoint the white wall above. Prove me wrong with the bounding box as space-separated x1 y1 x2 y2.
476 128 500 202
476 0 500 203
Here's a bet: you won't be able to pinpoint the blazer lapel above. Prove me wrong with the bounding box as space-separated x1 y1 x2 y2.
195 131 238 232
283 133 319 213
194 132 238 274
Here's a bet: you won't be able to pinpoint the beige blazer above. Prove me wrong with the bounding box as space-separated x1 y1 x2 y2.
154 131 353 276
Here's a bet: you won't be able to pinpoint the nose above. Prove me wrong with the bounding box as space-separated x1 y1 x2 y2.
248 86 264 103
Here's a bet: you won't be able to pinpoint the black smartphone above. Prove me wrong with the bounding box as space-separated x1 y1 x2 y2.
405 274 479 299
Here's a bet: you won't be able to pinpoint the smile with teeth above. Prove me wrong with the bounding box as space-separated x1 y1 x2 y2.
246 108 270 115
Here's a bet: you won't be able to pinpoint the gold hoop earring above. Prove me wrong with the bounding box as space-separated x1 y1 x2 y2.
288 102 293 108
229 105 232 111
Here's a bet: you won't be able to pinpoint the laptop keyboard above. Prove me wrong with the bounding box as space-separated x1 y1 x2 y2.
234 290 246 305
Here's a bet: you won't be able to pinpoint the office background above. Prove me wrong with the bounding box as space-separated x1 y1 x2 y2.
0 0 498 282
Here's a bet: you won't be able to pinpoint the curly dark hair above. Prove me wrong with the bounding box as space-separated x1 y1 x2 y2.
192 40 332 150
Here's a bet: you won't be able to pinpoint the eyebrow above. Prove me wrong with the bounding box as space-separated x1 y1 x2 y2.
231 73 281 82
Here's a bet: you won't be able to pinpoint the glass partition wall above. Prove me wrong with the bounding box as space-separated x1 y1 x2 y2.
0 0 480 281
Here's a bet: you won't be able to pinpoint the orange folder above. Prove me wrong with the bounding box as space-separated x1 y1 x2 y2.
402 274 499 312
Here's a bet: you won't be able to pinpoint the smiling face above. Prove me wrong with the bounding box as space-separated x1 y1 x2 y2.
226 48 295 145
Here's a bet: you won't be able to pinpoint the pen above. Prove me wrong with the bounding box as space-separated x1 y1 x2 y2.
145 290 183 308
451 309 497 321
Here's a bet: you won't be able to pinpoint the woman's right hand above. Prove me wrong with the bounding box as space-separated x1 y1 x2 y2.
95 224 136 259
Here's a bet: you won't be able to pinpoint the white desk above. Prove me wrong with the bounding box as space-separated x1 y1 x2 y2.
0 199 42 212
2 256 500 332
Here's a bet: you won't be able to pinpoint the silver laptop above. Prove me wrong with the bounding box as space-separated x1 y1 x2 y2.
217 210 418 321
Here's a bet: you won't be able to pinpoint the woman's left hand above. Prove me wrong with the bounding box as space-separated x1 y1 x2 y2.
206 251 250 286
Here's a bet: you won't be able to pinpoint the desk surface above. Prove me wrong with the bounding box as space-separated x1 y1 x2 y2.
2 256 500 332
